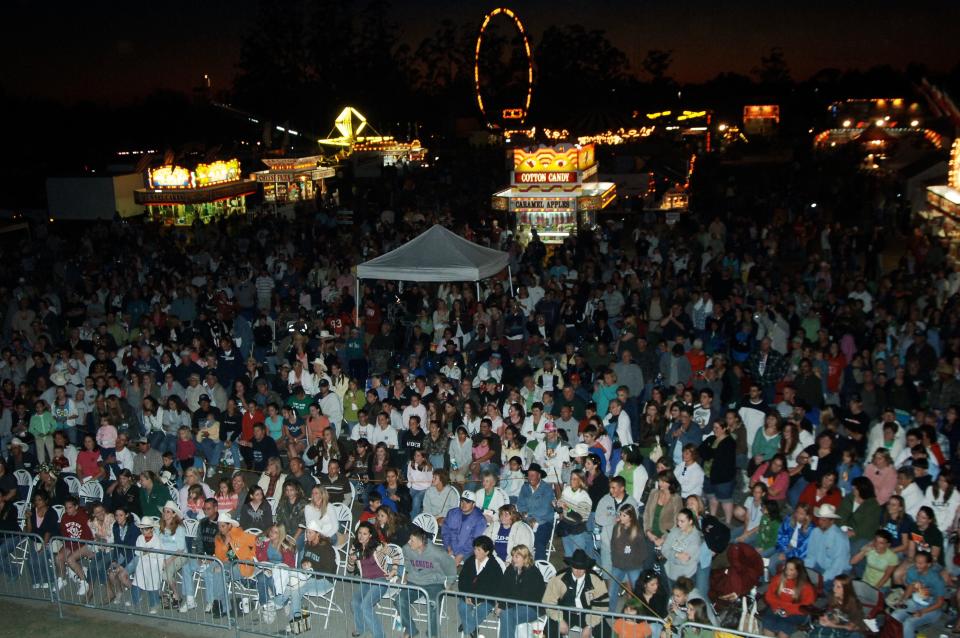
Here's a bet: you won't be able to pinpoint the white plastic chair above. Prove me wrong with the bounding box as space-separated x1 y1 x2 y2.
53 504 65 521
412 513 438 540
167 484 179 503
78 480 104 504
182 518 200 538
374 543 406 624
535 559 556 582
63 475 82 496
300 576 343 629
14 470 32 500
544 512 560 562
329 502 354 570
14 500 28 530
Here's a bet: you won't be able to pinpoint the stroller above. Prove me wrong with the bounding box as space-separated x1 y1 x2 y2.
709 543 765 629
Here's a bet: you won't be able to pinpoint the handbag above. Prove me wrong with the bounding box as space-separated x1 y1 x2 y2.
555 511 587 537
649 436 664 463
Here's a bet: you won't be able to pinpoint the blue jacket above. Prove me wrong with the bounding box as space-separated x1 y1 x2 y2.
441 506 487 558
774 518 812 559
517 481 555 527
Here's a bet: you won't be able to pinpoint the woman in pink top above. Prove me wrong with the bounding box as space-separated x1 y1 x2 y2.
750 453 790 502
96 416 118 464
865 448 897 505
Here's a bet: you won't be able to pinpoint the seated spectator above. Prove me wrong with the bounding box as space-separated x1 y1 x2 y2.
440 490 487 567
892 551 945 638
542 549 611 638
456 535 504 637
421 468 459 527
804 504 850 588
498 544 547 638
516 463 555 560
762 558 816 638
485 503 534 562
809 575 866 638
850 529 898 592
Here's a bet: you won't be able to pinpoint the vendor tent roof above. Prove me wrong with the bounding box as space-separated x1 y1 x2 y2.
356 224 509 282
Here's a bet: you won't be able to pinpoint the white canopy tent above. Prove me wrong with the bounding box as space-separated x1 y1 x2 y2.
354 224 513 317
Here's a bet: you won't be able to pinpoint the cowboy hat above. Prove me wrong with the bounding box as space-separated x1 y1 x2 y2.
565 549 595 570
218 512 241 527
301 519 326 534
814 504 841 519
8 438 28 451
162 500 183 518
49 370 69 387
570 443 590 457
317 331 335 341
137 516 160 529
526 463 548 478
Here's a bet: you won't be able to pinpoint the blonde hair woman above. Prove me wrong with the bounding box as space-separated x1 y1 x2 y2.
304 485 338 539
500 544 547 638
558 470 594 556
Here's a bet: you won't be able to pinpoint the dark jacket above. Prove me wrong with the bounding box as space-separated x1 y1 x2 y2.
501 564 547 607
698 434 738 484
457 554 503 597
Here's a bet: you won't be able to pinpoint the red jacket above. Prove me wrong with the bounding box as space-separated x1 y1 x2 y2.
764 575 815 616
797 484 841 522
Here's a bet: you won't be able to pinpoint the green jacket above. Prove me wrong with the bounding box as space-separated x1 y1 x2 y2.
29 412 57 437
837 494 881 541
757 515 780 550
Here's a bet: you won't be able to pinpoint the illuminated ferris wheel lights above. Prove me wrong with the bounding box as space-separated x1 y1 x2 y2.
475 6 534 127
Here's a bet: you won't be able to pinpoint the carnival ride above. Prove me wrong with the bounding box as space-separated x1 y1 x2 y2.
474 7 534 129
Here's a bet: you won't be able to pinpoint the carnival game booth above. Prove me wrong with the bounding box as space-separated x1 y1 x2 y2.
252 155 335 204
492 143 616 245
134 159 257 225
354 224 512 317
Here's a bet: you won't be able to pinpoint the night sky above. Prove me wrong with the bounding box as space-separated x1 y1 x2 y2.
3 0 960 103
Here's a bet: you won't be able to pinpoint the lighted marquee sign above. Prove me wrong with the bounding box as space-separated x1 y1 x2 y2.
148 159 242 190
744 105 780 123
149 165 192 189
510 197 575 212
514 172 578 184
513 143 596 172
195 159 241 187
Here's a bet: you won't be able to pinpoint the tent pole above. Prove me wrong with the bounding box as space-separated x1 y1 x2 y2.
508 265 514 297
355 279 361 327
476 280 481 302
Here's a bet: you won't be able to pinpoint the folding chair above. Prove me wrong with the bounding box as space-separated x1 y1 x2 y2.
412 513 438 541
330 503 353 574
544 512 560 562
78 481 104 505
14 470 32 501
63 475 82 496
373 544 407 626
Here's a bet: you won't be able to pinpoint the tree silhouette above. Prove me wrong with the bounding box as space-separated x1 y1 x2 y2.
753 46 792 87
641 49 674 82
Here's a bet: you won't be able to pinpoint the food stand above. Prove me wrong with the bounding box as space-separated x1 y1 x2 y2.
491 143 616 244
134 159 257 225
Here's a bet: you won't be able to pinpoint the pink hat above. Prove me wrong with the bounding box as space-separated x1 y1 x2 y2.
544 421 557 433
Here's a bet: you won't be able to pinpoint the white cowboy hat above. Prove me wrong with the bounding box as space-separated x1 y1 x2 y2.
217 512 241 527
814 504 841 519
571 443 590 457
301 519 325 534
49 370 69 387
317 331 335 341
8 437 28 451
162 500 183 518
137 516 160 529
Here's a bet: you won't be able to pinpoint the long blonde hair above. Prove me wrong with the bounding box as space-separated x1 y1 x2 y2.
310 485 330 517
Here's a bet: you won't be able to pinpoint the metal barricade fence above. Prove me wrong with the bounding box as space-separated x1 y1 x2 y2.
437 589 668 638
46 536 233 631
0 529 57 603
230 558 433 638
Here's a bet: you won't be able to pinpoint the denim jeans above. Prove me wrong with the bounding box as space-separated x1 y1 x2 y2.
410 489 426 519
609 567 642 611
281 577 333 616
352 582 388 638
892 599 942 638
458 598 495 636
561 531 593 558
532 521 554 561
0 536 21 578
131 586 160 607
197 438 224 466
500 603 542 638
395 582 444 637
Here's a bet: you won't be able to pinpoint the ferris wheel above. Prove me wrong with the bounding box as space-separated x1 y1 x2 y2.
474 7 534 128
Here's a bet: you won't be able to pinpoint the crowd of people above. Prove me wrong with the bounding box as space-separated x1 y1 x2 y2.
0 196 958 638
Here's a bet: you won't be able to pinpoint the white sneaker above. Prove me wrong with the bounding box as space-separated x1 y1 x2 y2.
180 598 197 613
76 581 88 597
56 577 67 591
148 606 159 615
204 601 214 613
